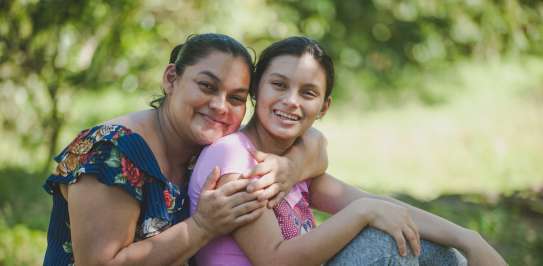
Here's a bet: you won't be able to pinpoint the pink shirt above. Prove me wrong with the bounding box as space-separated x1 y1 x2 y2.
188 132 315 266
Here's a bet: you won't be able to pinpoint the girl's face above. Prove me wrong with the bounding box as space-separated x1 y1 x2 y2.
255 53 330 141
162 51 250 145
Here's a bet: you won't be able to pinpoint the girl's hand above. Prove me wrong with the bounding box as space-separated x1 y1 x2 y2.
244 149 299 208
462 230 507 266
193 167 266 238
357 198 421 257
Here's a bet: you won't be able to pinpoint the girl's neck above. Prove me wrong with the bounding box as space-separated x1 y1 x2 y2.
242 117 297 156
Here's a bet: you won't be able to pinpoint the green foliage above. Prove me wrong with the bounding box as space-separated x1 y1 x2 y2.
1 0 542 264
0 219 46 266
0 167 50 230
271 0 543 100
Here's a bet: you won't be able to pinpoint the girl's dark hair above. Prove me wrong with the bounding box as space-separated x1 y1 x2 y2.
150 33 254 108
251 36 335 101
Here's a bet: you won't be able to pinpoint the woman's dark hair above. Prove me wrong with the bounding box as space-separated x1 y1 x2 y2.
150 33 254 108
251 36 335 101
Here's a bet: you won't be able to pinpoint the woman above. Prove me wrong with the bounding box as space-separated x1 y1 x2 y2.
188 36 506 265
42 34 328 265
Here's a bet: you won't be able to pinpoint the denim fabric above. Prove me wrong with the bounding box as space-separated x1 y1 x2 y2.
327 227 467 266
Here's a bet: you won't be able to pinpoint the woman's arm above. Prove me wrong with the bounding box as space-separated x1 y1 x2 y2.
245 127 328 207
310 173 506 265
67 170 263 266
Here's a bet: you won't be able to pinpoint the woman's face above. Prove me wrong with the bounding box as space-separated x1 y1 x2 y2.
255 53 330 141
163 51 250 145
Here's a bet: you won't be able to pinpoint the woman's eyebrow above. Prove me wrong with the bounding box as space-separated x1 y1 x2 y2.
198 71 221 83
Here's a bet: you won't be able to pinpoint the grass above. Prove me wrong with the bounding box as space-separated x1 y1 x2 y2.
317 57 543 199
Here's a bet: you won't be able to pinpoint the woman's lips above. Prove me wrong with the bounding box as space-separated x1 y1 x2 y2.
200 113 229 127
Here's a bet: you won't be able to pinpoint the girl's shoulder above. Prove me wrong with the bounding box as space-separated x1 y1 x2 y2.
204 131 254 154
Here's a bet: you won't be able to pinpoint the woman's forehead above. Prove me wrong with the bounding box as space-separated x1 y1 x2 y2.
186 52 251 86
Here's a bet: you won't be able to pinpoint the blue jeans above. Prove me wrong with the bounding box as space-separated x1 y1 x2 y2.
326 227 467 266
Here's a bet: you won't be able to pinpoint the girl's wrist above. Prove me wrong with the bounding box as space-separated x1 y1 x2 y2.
455 228 481 253
352 198 375 225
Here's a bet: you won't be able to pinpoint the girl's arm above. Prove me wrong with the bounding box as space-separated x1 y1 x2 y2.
245 127 328 207
218 174 415 266
310 173 506 266
67 170 263 266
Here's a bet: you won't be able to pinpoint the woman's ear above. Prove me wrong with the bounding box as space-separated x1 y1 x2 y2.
161 64 178 95
318 96 332 119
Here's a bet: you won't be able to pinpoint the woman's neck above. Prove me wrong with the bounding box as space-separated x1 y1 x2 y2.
155 108 202 169
242 117 297 156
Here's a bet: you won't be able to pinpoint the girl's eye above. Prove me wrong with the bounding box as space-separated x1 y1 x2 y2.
302 90 318 98
271 81 286 89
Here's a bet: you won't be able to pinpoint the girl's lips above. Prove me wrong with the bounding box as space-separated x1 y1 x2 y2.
273 109 301 121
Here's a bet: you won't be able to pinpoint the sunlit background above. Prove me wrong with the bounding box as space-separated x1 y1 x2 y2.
1 0 542 265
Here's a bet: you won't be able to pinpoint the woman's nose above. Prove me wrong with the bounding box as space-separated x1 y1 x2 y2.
209 95 227 114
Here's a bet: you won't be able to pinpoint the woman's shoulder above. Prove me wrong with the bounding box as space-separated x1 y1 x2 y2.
104 109 155 137
44 120 164 202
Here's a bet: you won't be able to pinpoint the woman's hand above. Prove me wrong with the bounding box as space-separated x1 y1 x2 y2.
461 230 507 266
193 167 266 238
244 149 299 208
357 198 421 257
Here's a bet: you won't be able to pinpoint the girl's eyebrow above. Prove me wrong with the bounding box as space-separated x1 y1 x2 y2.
270 72 321 89
268 73 289 79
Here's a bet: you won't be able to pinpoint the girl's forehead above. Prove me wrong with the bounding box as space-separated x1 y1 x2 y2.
265 54 326 86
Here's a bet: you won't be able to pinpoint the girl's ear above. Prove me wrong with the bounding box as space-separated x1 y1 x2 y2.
161 64 178 95
318 96 332 119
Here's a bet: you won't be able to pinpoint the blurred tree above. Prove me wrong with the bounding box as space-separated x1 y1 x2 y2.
1 0 542 170
269 0 543 100
0 0 220 171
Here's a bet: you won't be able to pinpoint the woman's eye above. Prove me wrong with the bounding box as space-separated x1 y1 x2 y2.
229 95 247 105
198 81 215 92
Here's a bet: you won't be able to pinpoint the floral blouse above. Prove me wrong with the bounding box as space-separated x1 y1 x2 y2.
43 124 189 266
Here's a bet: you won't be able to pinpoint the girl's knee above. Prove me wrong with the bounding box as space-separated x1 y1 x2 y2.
327 227 418 266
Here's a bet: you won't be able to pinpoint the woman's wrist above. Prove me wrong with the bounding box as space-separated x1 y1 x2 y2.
189 214 214 243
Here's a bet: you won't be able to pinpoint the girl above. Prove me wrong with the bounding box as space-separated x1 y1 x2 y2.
189 36 506 265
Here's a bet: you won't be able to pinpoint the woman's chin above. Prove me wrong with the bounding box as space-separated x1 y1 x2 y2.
195 131 229 145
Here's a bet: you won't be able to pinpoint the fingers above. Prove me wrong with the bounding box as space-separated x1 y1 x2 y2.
391 230 408 257
243 163 271 180
403 225 421 256
256 183 280 202
202 167 221 190
219 178 251 196
247 147 268 162
267 191 286 208
407 220 421 256
234 207 265 226
247 174 274 193
232 200 266 218
227 191 260 207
